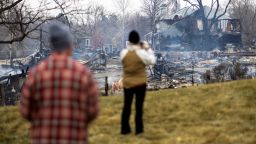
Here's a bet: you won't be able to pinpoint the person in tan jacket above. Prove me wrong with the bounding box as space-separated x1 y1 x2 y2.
120 31 156 135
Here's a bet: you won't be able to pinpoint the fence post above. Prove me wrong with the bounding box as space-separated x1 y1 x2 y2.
105 76 109 96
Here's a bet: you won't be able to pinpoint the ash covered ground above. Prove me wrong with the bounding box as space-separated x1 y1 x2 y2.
94 51 256 89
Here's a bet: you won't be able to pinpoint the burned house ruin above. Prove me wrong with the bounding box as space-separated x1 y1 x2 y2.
145 6 242 51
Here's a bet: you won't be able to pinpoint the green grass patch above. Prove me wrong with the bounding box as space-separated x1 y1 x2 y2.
1 80 256 144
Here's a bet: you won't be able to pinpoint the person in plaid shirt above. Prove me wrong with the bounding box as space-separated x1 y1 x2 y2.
20 24 99 144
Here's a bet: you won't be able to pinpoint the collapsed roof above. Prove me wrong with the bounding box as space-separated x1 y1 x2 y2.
163 6 230 20
158 6 231 38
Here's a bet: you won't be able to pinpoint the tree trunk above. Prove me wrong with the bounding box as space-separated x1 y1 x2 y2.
199 5 212 51
203 18 212 50
151 28 156 50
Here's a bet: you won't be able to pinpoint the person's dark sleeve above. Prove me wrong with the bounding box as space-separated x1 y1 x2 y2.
20 71 35 121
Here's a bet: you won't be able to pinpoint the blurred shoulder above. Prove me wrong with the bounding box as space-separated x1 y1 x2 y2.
120 49 129 61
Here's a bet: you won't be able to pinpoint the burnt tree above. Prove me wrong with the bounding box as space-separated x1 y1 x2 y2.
184 0 232 50
142 0 165 48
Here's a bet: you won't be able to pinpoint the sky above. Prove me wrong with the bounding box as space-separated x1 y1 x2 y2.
92 0 227 13
28 0 228 14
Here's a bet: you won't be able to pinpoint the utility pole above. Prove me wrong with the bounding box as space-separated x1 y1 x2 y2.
121 4 125 50
9 33 13 67
40 28 43 52
114 0 129 49
9 46 12 66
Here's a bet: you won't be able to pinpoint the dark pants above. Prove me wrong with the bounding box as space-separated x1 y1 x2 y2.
121 84 146 134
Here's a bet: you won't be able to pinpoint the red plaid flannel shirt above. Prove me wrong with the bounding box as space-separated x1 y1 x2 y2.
20 53 99 144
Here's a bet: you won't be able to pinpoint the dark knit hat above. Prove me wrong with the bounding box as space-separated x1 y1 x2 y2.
49 24 73 51
129 30 140 44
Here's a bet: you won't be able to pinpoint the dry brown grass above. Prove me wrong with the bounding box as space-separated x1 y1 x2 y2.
1 80 256 144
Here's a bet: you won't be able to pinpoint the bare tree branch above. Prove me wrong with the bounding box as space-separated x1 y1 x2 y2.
207 0 217 18
183 0 199 9
0 0 23 13
0 0 78 44
0 0 81 44
114 0 130 48
215 0 232 20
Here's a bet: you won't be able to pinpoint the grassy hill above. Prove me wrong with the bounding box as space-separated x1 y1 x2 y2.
1 80 256 144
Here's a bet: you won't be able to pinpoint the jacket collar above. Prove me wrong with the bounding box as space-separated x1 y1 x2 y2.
127 44 141 51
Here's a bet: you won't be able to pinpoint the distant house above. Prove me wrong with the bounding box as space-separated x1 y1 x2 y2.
146 6 242 51
103 44 114 54
73 29 93 60
76 36 92 51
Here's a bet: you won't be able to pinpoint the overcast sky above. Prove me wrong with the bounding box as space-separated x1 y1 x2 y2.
29 0 228 14
87 0 200 13
92 0 227 13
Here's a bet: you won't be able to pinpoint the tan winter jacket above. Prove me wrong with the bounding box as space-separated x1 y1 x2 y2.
120 44 156 89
